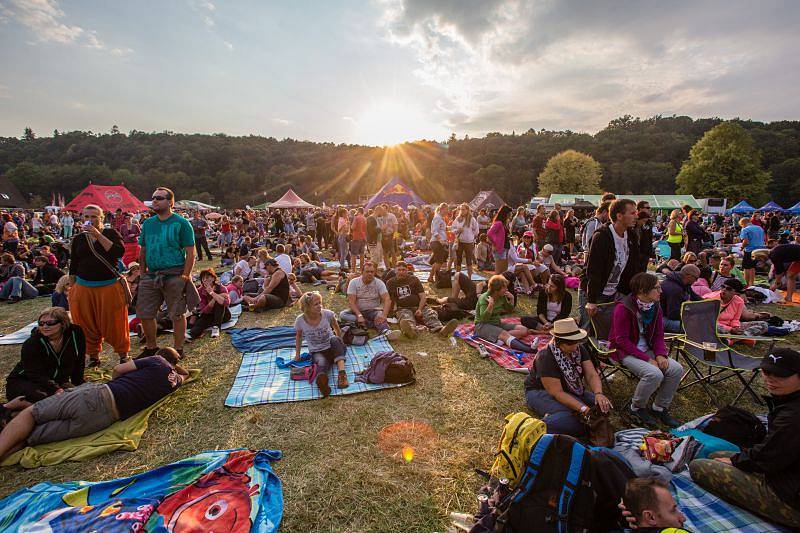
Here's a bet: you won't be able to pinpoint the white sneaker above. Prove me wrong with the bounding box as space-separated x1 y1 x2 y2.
211 326 220 338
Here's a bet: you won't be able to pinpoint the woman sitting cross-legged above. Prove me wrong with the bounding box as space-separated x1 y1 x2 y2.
524 318 612 438
520 273 572 332
609 272 683 428
188 268 230 340
474 274 536 353
5 307 86 403
294 291 348 397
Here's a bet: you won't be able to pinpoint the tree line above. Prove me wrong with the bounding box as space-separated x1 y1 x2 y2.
2 115 799 208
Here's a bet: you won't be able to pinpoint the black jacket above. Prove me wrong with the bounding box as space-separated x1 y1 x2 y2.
536 289 572 322
659 271 700 321
732 389 800 510
580 224 641 303
634 221 653 270
32 263 64 285
6 324 86 395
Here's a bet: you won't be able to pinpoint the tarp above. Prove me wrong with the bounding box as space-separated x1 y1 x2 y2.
63 184 148 213
469 190 506 212
174 199 219 210
0 176 27 208
365 177 425 209
252 202 271 209
758 201 785 212
546 194 702 210
729 200 756 214
269 189 315 209
789 201 800 215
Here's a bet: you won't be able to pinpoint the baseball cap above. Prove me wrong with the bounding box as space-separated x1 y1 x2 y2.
760 348 800 378
543 244 554 252
523 231 534 238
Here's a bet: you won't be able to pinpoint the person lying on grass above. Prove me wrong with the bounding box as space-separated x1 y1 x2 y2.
0 348 187 463
473 274 536 353
295 291 347 397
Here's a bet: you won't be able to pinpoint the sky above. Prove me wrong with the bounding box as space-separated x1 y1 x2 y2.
1 0 799 146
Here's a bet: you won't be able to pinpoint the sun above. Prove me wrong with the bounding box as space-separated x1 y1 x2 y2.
354 100 442 147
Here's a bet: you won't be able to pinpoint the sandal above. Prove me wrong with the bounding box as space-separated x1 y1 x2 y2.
337 371 349 389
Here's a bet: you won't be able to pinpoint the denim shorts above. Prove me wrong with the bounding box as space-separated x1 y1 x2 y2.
492 249 508 261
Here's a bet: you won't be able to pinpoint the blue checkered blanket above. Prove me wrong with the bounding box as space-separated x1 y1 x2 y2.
225 335 411 406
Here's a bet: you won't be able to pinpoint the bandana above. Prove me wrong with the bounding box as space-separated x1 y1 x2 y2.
637 298 657 326
549 340 584 396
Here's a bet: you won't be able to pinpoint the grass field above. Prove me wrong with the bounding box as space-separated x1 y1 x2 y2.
1 258 798 531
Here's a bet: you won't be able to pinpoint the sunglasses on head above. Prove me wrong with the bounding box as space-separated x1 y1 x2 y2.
151 195 168 201
38 319 60 327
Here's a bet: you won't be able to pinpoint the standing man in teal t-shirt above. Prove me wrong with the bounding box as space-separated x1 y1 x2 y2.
136 187 196 358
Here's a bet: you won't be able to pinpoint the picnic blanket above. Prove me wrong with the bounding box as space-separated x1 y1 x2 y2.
0 448 283 532
414 270 487 283
779 290 800 306
228 326 297 352
1 369 201 468
225 335 411 406
454 317 549 373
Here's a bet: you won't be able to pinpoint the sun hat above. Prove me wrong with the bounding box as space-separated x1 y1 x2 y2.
551 318 588 342
543 244 554 252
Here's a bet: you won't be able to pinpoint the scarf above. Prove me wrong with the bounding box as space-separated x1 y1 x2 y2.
637 298 657 326
549 340 584 396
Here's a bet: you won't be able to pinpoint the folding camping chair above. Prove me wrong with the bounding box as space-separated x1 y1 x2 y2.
587 301 631 387
676 299 765 408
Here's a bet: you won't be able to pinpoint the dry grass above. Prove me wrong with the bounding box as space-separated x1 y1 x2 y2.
0 258 798 531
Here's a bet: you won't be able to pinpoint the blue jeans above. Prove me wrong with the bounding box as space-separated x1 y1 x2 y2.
0 277 39 300
663 317 683 333
339 308 388 333
525 389 596 438
337 235 350 270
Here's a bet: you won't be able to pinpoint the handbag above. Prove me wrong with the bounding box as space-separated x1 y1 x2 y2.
290 363 318 383
85 233 133 305
583 404 615 447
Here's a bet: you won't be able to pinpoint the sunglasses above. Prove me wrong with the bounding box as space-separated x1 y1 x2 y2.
151 195 168 201
38 319 60 327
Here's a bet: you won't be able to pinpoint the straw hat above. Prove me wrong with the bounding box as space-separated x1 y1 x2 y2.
551 318 588 342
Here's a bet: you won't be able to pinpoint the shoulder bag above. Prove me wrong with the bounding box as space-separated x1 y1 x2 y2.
85 233 133 305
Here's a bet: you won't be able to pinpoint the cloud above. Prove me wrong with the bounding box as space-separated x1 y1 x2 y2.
0 84 11 99
2 0 135 54
272 118 291 125
203 15 214 27
69 101 87 110
379 0 800 134
110 46 134 56
341 116 357 123
223 40 234 51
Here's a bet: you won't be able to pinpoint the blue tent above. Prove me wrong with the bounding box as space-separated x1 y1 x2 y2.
365 177 425 209
728 200 756 214
758 201 785 212
788 201 800 215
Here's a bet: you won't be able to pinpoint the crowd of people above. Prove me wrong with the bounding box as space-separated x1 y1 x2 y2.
1 189 800 530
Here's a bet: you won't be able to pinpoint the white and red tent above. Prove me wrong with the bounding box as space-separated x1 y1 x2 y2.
63 184 148 213
269 189 315 209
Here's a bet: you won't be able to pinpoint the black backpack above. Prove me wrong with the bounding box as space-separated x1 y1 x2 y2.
341 324 369 346
702 405 766 449
435 269 453 288
472 434 599 533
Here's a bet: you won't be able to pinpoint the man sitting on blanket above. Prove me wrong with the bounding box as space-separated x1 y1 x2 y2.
340 261 395 337
0 348 187 463
387 261 459 339
689 347 800 529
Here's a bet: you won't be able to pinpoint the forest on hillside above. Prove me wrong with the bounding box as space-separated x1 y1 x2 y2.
1 115 799 208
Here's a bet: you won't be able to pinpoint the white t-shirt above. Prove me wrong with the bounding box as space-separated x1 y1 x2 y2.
234 259 253 279
603 229 629 296
346 276 388 312
431 215 447 243
275 253 292 274
294 309 336 352
546 300 562 321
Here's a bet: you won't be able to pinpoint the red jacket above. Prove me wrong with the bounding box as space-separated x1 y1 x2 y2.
609 294 668 362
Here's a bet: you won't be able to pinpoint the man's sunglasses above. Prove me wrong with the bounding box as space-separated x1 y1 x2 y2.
151 195 168 201
38 319 60 327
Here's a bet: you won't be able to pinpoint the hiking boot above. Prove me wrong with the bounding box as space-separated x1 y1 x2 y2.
650 408 681 428
386 330 403 341
7 296 20 304
628 405 660 427
317 372 331 397
337 371 349 389
438 319 459 338
87 358 102 368
211 326 220 338
137 346 159 359
399 318 418 339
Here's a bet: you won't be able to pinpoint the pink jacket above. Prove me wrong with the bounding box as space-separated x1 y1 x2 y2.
704 291 744 332
691 278 712 298
487 221 507 253
608 295 668 362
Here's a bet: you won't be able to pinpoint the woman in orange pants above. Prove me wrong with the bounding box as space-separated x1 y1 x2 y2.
68 205 130 366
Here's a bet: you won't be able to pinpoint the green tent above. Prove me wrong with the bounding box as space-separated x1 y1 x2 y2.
251 201 271 209
174 200 219 210
545 194 702 210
